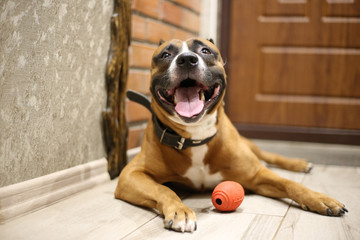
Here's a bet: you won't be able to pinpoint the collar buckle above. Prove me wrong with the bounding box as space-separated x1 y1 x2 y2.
175 137 185 150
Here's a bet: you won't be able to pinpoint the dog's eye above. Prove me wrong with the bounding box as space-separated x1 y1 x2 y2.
161 52 171 59
201 48 211 55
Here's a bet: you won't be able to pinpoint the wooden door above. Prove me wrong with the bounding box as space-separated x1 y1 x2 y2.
222 0 360 144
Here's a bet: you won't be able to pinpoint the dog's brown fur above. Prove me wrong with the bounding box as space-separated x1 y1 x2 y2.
115 38 347 232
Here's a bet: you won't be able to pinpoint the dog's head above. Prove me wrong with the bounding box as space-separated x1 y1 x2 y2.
150 38 227 123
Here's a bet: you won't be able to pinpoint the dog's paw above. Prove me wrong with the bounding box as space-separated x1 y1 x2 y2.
304 162 313 173
163 205 197 232
300 192 348 216
290 158 313 173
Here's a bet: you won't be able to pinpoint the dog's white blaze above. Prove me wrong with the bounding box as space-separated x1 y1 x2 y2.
182 111 223 189
168 42 189 76
168 42 207 82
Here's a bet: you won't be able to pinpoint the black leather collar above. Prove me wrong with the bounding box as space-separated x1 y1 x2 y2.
126 90 216 150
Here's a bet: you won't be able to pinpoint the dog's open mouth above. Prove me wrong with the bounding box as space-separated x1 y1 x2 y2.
157 79 221 118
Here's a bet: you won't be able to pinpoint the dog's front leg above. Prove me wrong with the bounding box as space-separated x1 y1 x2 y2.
115 168 197 232
248 167 348 216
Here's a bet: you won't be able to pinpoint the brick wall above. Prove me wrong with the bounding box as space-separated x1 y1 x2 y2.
126 0 203 149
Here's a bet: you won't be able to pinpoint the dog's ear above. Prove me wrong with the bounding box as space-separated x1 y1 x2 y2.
159 39 165 46
207 38 215 44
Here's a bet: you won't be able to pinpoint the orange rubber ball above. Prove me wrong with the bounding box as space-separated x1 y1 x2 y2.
212 181 245 211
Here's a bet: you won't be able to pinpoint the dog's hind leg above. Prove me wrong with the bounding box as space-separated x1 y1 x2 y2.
242 138 312 173
259 151 312 173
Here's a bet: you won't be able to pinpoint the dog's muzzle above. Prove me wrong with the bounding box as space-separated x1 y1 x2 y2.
157 53 222 121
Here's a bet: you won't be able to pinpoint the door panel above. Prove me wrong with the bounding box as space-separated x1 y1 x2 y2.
260 47 360 97
225 0 360 136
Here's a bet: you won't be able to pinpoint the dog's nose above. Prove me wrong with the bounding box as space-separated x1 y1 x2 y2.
176 52 198 68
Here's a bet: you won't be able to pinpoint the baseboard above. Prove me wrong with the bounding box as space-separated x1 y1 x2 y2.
0 158 110 223
234 123 360 146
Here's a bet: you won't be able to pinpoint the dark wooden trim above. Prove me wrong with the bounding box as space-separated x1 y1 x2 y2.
219 0 231 68
219 0 233 108
234 123 360 146
220 0 231 59
102 0 131 179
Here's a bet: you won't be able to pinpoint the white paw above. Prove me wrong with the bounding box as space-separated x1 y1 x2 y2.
167 219 196 232
164 208 197 232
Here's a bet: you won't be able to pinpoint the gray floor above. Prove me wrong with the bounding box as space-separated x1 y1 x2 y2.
1 140 359 239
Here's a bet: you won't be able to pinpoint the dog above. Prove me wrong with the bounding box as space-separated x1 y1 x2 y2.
115 38 347 232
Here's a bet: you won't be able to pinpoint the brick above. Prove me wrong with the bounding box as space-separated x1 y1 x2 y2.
129 43 157 68
132 0 160 18
127 70 151 94
147 19 172 44
182 9 200 33
161 1 182 26
126 99 152 122
132 15 147 40
173 0 202 13
128 126 146 149
172 28 196 40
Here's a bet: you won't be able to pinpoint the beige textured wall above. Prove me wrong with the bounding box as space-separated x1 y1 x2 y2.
0 0 112 187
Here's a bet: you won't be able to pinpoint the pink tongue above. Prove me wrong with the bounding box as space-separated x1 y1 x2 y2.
175 87 204 118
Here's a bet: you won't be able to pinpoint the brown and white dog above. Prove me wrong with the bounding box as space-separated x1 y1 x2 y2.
115 38 347 232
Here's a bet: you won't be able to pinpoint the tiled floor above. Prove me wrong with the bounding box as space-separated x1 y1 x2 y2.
1 141 360 240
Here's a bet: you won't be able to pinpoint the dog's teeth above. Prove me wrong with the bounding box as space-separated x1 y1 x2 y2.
200 90 205 101
174 94 178 105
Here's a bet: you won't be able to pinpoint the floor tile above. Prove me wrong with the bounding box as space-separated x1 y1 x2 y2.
275 186 360 240
302 164 360 188
122 211 282 240
0 180 157 240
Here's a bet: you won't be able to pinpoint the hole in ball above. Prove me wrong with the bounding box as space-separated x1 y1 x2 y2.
216 198 222 205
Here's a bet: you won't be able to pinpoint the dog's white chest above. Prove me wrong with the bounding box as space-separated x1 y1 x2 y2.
183 145 222 189
181 111 223 189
